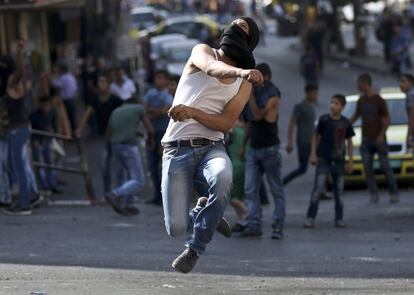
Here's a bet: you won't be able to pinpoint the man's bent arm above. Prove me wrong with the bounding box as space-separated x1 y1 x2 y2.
190 81 252 133
190 44 243 79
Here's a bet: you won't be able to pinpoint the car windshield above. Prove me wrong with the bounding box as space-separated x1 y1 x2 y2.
342 98 408 127
132 13 155 24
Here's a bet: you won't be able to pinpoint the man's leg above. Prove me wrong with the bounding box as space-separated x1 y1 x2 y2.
147 133 163 203
9 128 31 209
161 146 195 237
0 139 10 204
261 145 285 237
331 168 345 224
377 143 399 201
306 161 328 224
112 145 145 207
283 142 311 185
244 148 263 234
361 141 379 202
186 144 232 253
42 141 58 191
102 142 112 194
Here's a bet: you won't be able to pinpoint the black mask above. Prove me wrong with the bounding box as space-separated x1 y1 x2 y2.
219 17 260 69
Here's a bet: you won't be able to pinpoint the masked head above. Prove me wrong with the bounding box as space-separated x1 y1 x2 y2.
219 17 260 69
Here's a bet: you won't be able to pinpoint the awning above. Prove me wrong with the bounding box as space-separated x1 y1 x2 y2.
0 0 84 10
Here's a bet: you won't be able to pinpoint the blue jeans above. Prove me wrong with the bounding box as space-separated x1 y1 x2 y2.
146 131 164 201
161 142 232 254
111 144 145 206
245 144 286 230
102 142 112 193
307 159 344 221
32 140 57 191
0 138 10 204
283 142 311 185
9 127 36 208
361 139 398 196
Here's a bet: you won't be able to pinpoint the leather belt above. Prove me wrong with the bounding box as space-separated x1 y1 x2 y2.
163 138 223 148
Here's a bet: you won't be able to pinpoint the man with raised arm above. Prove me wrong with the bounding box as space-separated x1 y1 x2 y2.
161 17 263 273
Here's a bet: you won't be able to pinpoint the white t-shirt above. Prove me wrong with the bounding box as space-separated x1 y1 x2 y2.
110 78 136 101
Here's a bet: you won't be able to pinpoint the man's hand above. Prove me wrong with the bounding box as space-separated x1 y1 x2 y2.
376 134 386 145
147 136 156 151
74 129 82 138
407 134 412 148
346 162 354 175
240 69 264 86
310 154 318 166
168 104 196 122
286 142 293 154
17 39 26 52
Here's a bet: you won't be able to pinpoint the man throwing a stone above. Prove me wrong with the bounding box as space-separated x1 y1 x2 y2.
161 17 262 273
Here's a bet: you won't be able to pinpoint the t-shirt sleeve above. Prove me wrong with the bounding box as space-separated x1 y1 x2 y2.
165 92 174 106
269 84 281 98
378 96 389 117
345 120 355 138
316 116 324 135
143 89 153 104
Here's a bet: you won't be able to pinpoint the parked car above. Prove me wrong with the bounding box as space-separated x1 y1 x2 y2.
343 88 414 186
158 39 199 76
139 15 221 42
150 33 187 61
130 7 162 31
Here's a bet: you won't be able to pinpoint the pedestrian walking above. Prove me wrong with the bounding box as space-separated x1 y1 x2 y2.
350 74 399 203
105 97 155 216
304 94 354 228
76 73 123 194
390 23 410 77
161 17 262 273
399 73 414 155
238 62 285 239
52 64 78 130
284 84 318 185
299 45 320 87
143 70 173 206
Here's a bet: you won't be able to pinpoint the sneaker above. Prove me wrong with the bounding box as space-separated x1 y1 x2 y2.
232 222 247 233
271 226 284 239
390 194 400 204
196 197 232 238
303 218 315 228
3 205 32 215
0 201 11 208
335 220 347 228
239 226 262 238
217 216 232 238
124 206 140 216
172 248 199 274
30 195 44 209
51 188 64 195
105 192 126 216
370 194 379 204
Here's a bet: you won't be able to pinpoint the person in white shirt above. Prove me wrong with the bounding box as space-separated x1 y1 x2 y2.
110 67 136 101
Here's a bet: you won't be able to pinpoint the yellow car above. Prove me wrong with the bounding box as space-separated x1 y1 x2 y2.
342 88 414 186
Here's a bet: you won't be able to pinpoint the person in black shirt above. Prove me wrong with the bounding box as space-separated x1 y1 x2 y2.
304 94 355 229
76 73 123 194
239 63 286 239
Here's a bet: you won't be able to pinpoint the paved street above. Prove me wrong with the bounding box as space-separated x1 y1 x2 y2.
1 35 414 295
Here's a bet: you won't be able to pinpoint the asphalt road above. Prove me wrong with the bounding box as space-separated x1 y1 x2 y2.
1 35 414 295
